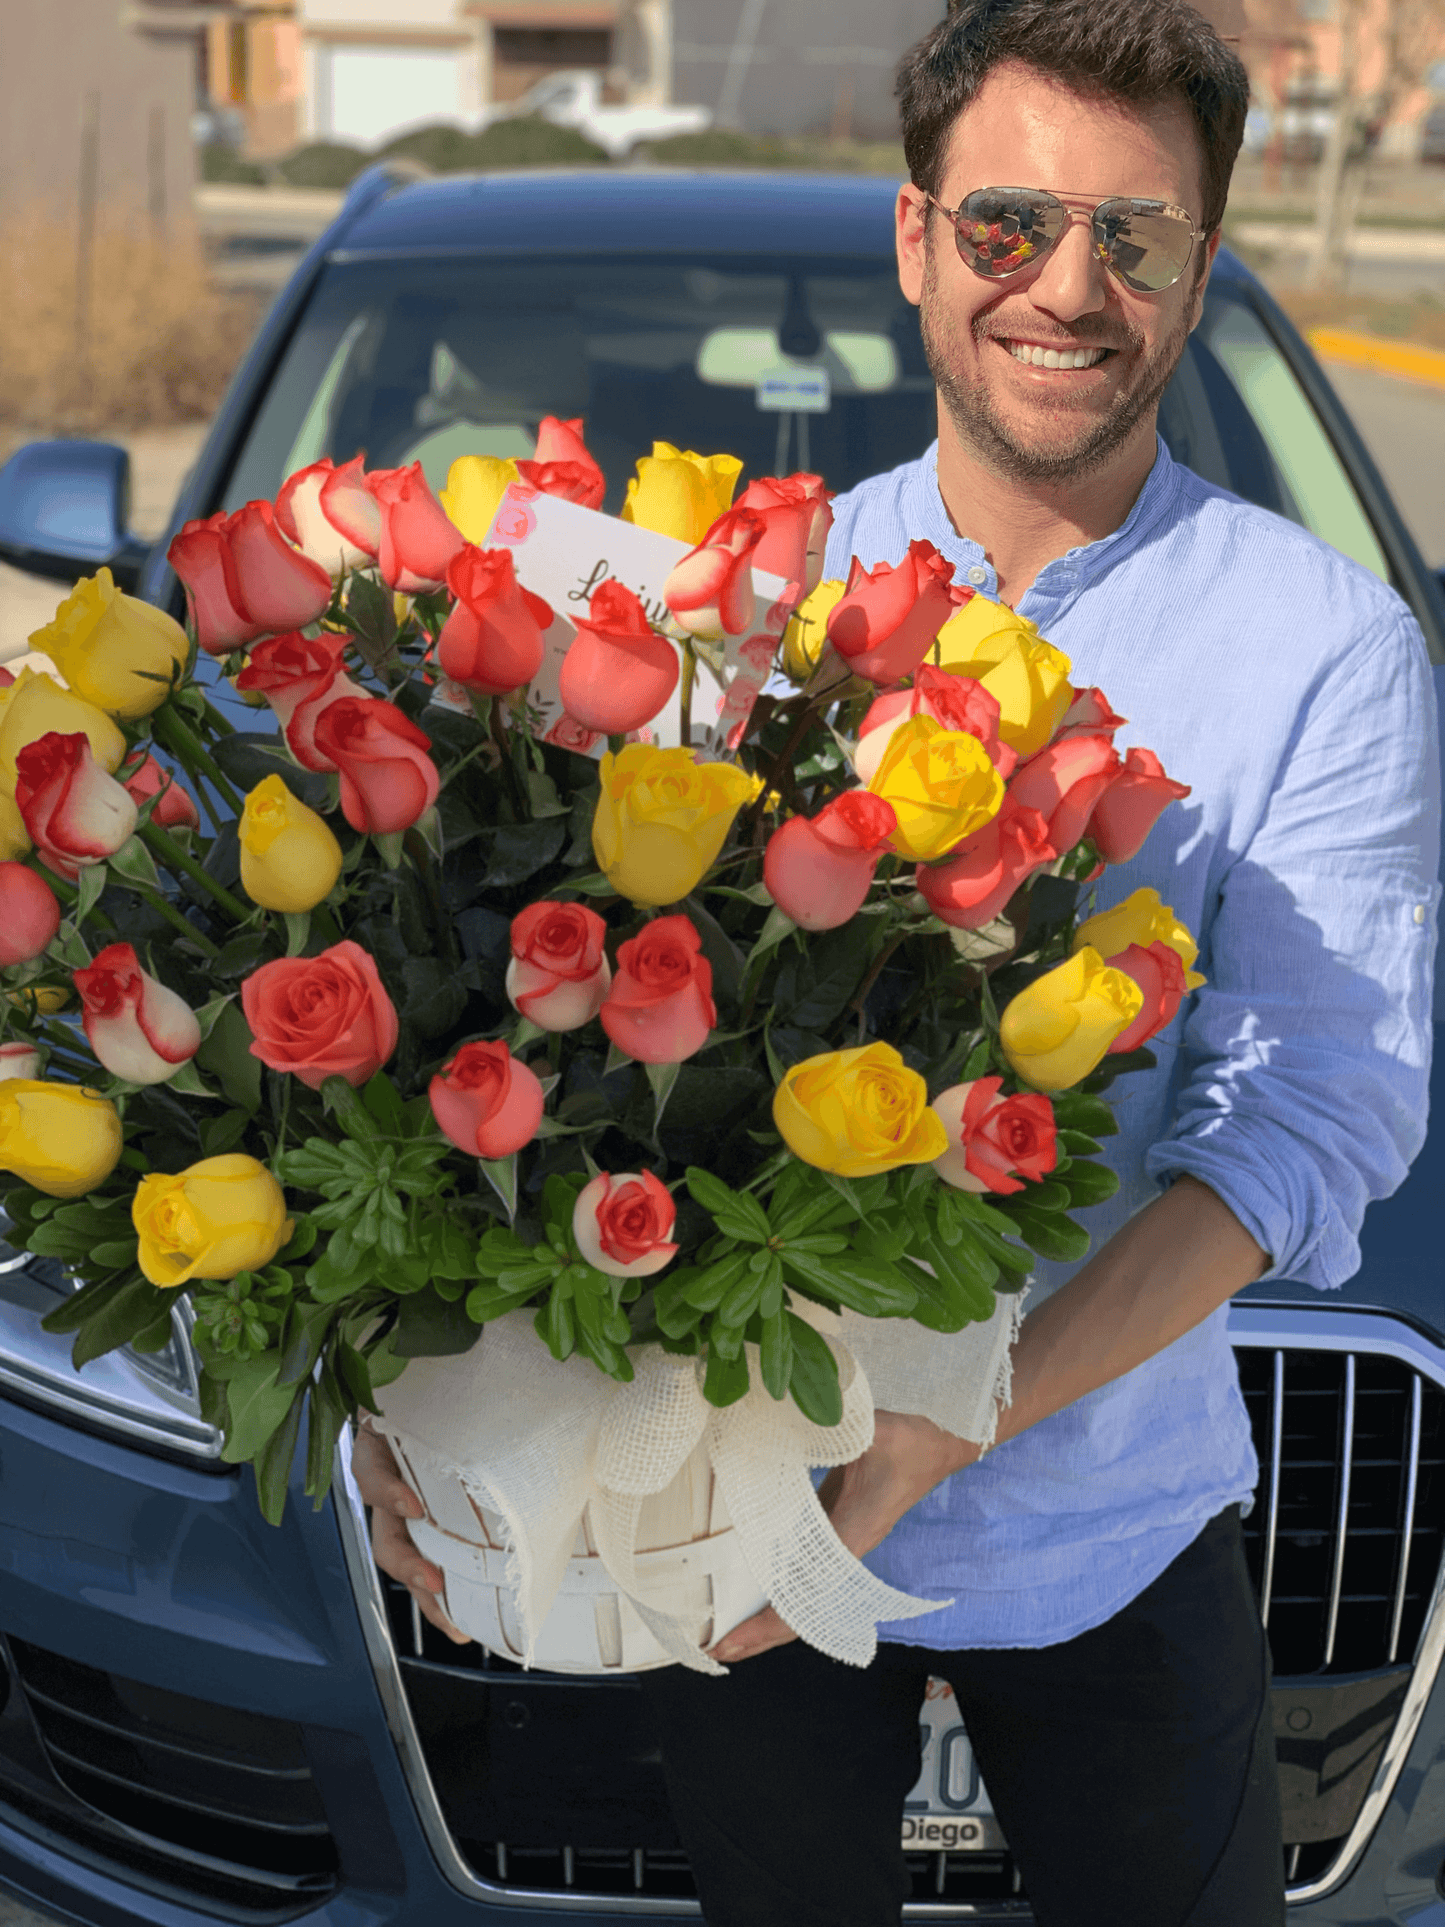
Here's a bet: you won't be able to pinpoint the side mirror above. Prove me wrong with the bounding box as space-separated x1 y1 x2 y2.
0 440 151 593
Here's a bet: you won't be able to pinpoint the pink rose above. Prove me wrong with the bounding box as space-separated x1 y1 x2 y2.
429 1040 545 1159
663 507 766 641
512 416 605 511
167 501 333 655
599 915 715 1065
854 666 1017 785
542 714 602 753
932 1076 1058 1194
1104 940 1196 1054
14 732 138 880
764 790 898 931
1087 748 1191 865
74 941 202 1086
365 463 467 593
0 1043 41 1082
311 698 440 835
558 579 679 735
826 541 968 685
1055 685 1127 742
914 795 1056 929
122 754 200 831
1007 732 1122 856
506 900 612 1031
572 1170 677 1278
235 631 371 772
438 547 554 696
275 455 380 576
242 940 399 1091
0 861 61 965
734 473 833 594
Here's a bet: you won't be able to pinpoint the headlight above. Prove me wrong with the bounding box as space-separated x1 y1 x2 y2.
0 1231 224 1463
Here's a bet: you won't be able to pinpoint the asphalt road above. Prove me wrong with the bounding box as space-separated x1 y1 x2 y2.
1318 359 1445 569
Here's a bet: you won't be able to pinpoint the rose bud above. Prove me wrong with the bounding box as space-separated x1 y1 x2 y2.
429 1040 545 1159
235 630 371 772
592 745 755 907
931 1076 1058 1194
365 462 467 593
662 506 766 642
512 415 605 511
1055 685 1127 742
735 473 832 595
773 1042 947 1178
438 547 554 696
440 455 520 543
311 697 441 836
167 500 332 656
1086 748 1192 865
275 455 378 576
764 790 897 931
0 1080 123 1198
599 914 715 1064
915 795 1056 930
854 665 1017 786
506 900 611 1031
239 774 344 914
572 1170 678 1279
0 666 126 789
132 1155 292 1287
866 714 1003 863
826 539 966 686
1007 732 1122 857
780 577 846 683
31 568 188 722
1100 941 1206 1055
242 940 399 1090
0 1043 42 1082
622 443 741 544
0 861 61 965
1073 888 1200 974
558 579 679 735
937 601 1074 758
15 732 138 880
123 754 200 831
74 942 202 1087
999 948 1142 1092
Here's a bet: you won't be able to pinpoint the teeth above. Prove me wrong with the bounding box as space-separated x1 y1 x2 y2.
1005 342 1105 369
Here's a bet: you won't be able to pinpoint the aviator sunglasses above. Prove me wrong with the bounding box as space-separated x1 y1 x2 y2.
925 186 1199 293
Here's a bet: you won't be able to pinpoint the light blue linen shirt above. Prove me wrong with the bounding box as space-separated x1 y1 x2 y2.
823 438 1441 1651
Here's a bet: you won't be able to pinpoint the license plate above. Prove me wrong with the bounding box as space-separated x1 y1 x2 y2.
901 1677 1007 1853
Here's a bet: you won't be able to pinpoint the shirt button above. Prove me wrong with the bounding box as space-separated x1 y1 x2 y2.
1415 904 1428 925
967 566 987 585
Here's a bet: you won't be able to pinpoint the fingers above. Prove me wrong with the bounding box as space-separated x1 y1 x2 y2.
352 1425 424 1518
709 1605 798 1665
408 1580 471 1646
370 1507 472 1645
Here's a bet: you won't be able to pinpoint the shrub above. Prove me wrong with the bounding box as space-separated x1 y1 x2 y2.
277 142 369 191
380 115 606 172
199 145 267 187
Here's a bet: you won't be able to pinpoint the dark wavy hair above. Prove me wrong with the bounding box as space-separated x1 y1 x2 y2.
897 0 1250 234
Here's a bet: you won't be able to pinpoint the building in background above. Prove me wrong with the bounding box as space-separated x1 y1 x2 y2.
202 0 304 159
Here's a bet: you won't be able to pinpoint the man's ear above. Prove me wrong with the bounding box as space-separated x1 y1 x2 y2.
1188 227 1223 333
897 185 928 308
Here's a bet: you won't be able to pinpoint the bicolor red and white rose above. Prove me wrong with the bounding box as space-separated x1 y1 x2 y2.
14 732 138 880
167 500 332 655
506 900 612 1031
512 415 606 511
572 1170 677 1278
734 473 832 595
235 631 372 772
275 455 381 576
914 795 1056 930
364 463 467 594
931 1076 1058 1195
74 942 202 1086
662 506 765 642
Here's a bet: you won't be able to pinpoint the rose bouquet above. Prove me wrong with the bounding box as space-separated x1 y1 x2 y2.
0 424 1199 1534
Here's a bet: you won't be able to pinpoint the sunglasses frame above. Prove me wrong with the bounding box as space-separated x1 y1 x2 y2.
923 187 1199 293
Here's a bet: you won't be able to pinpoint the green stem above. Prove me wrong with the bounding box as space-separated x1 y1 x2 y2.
141 822 250 924
152 705 245 815
128 883 220 957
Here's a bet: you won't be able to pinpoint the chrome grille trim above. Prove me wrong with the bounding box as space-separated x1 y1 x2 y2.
1387 1373 1422 1665
1259 1349 1284 1626
1321 1351 1356 1667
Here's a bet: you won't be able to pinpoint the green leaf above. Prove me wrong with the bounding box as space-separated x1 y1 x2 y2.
746 904 797 966
320 1074 381 1142
772 917 873 1032
212 930 274 979
108 836 163 892
682 1252 751 1311
685 1167 772 1244
199 1108 251 1157
336 1340 380 1416
781 1249 917 1318
479 1154 518 1219
645 1059 681 1132
1056 1159 1120 1208
702 1342 750 1408
536 1287 576 1361
89 1238 140 1269
994 1202 1091 1264
251 1387 304 1526
69 1276 171 1368
1056 1129 1104 1158
38 1271 130 1334
221 1360 297 1463
166 1059 220 1100
1050 1090 1119 1139
283 911 311 957
563 873 619 898
961 1034 992 1081
74 863 107 925
759 1303 792 1399
787 1314 842 1426
277 1301 336 1386
197 999 262 1112
393 1286 480 1357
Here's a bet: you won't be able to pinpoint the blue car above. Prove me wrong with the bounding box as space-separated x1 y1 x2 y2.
0 167 1442 1927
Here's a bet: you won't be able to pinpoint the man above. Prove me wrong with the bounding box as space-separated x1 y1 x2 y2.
355 2 1440 1921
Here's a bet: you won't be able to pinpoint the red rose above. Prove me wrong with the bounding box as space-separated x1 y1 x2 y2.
74 941 201 1086
735 473 833 594
0 861 60 965
275 454 380 576
1055 685 1127 742
932 1076 1058 1194
512 416 605 511
1007 731 1122 856
855 666 1016 785
310 697 440 835
15 732 138 880
241 940 399 1091
365 462 466 593
167 500 332 656
506 900 612 1032
826 540 967 685
235 631 372 772
663 506 766 642
764 790 898 931
122 753 200 831
1103 940 1196 1054
558 579 679 735
914 794 1056 929
572 1170 677 1278
438 547 554 696
429 1040 545 1159
1087 748 1192 865
599 914 715 1064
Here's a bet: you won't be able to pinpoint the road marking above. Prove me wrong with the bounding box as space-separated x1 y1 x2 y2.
1308 328 1445 393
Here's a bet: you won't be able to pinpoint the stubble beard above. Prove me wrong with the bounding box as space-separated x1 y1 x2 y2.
919 237 1193 487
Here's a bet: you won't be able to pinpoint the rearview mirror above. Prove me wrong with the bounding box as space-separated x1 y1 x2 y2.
0 440 151 592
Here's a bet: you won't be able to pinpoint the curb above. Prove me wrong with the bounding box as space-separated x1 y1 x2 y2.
1307 327 1445 392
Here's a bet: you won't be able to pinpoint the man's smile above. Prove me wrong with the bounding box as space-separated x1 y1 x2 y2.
996 338 1114 371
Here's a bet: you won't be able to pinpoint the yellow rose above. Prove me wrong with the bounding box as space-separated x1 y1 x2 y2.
937 598 1073 758
774 1043 949 1177
440 455 519 544
592 745 755 906
6 985 71 1015
0 668 128 860
1073 887 1202 976
999 948 1144 1092
30 568 188 721
620 443 742 544
0 1080 122 1197
780 578 846 683
133 1154 293 1288
866 714 1004 862
239 775 344 913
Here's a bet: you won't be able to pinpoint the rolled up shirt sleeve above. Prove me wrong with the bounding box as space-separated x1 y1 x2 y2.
1145 613 1441 1289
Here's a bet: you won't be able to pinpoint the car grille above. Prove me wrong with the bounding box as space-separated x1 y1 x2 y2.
367 1330 1445 1916
0 1634 338 1920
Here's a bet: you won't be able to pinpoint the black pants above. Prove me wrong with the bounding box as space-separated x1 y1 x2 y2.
640 1507 1284 1927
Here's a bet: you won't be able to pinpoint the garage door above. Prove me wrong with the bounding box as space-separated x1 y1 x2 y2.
323 45 467 146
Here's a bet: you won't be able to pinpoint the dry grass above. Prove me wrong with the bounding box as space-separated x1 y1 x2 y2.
1268 286 1445 352
0 212 260 435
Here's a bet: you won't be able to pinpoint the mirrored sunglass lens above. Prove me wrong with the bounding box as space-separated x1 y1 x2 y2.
956 190 1064 276
1094 201 1195 290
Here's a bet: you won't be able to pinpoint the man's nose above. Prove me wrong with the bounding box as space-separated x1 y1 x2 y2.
1025 214 1109 322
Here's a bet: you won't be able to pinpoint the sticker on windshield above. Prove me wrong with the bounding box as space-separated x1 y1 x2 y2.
755 367 831 413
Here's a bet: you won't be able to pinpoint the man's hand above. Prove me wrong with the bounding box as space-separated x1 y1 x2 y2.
709 1410 978 1663
352 1424 471 1645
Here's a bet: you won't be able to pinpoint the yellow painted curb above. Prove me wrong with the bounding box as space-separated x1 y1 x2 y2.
1307 327 1445 392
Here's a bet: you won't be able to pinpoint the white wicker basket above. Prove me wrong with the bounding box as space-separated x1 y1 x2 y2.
390 1434 769 1673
